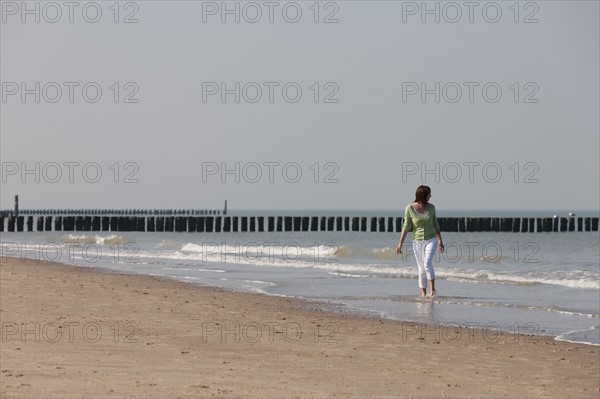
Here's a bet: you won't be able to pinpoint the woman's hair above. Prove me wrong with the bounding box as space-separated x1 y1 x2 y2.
414 185 431 206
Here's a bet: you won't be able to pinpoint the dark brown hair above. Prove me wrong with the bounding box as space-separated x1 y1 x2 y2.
414 185 431 206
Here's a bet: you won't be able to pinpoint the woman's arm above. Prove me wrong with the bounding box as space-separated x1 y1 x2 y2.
397 229 409 254
397 205 412 254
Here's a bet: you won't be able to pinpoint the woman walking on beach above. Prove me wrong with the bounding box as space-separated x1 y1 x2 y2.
396 185 445 298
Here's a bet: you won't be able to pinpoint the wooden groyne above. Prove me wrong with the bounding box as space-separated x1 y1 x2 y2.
0 214 597 233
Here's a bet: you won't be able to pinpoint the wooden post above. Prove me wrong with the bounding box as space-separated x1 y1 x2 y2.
499 218 510 232
552 218 559 232
241 217 248 232
311 217 318 232
521 218 529 233
577 217 583 232
558 218 567 232
223 217 231 232
7 216 15 232
37 216 44 232
491 218 499 231
63 216 73 231
466 218 475 232
458 218 466 232
26 216 33 231
232 216 238 232
83 216 92 231
370 217 377 232
378 217 385 232
16 216 24 231
267 217 274 232
528 218 535 233
542 218 553 232
352 217 359 232
249 217 255 232
117 217 126 231
584 217 591 231
53 216 62 232
451 218 459 232
337 217 343 231
395 217 402 232
345 217 351 231
568 218 575 232
0 217 4 232
302 217 309 232
387 217 393 232
137 217 145 232
205 217 214 232
276 217 282 232
165 217 175 232
284 217 292 231
592 217 599 231
360 217 367 232
326 217 334 231
74 216 83 231
92 216 101 231
187 217 197 232
215 217 222 232
197 217 205 232
155 217 164 232
147 217 156 232
101 217 109 231
437 218 447 232
44 216 52 232
320 217 326 231
293 217 301 232
512 218 520 233
175 217 185 232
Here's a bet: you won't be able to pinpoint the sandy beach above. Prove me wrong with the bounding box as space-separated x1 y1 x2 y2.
1 257 598 398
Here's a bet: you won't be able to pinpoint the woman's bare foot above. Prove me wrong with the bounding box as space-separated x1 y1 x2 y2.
427 291 437 298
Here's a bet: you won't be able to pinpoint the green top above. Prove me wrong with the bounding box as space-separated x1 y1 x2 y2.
403 203 440 241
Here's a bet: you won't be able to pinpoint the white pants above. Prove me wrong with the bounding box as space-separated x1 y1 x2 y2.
413 238 437 288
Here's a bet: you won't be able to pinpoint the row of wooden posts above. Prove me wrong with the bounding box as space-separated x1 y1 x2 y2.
0 215 598 233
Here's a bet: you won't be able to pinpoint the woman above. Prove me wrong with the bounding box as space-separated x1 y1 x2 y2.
396 185 445 298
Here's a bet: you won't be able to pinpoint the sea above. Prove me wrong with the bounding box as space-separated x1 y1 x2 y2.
2 210 599 346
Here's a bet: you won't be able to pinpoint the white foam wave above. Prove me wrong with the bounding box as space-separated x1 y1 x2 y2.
62 234 125 245
65 242 598 291
555 325 600 346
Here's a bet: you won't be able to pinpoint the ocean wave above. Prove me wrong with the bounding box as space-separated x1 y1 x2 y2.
555 325 600 346
62 234 124 245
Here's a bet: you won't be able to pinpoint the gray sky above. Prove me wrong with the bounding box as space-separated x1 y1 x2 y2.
1 1 599 211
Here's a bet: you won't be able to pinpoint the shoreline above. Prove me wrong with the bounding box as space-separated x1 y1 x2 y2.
1 257 599 398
